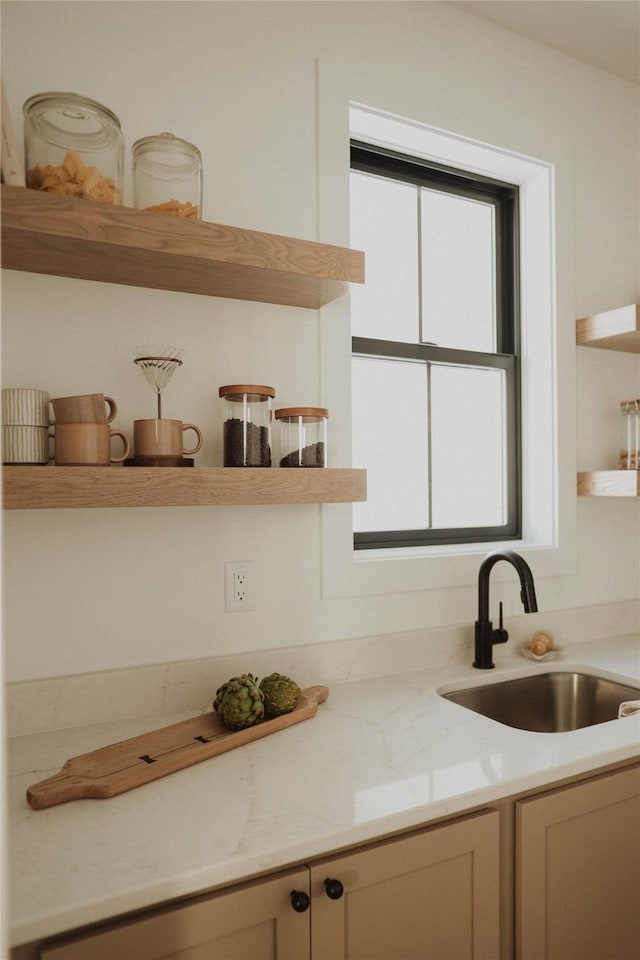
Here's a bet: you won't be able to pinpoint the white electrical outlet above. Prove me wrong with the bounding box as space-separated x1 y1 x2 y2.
225 561 255 613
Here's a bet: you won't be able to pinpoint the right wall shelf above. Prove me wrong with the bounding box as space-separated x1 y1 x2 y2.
576 303 639 353
576 303 639 497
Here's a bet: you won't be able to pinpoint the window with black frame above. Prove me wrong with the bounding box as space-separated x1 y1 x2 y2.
350 141 521 549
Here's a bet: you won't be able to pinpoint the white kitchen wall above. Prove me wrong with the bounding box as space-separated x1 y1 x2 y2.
1 0 639 683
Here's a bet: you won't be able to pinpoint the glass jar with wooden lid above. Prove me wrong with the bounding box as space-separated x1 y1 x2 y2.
219 384 275 467
275 407 328 467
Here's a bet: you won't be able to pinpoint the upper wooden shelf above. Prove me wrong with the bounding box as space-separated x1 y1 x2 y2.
576 304 640 353
0 186 364 308
2 466 367 510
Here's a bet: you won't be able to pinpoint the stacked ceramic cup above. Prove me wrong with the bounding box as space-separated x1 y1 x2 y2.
50 393 129 465
2 388 50 464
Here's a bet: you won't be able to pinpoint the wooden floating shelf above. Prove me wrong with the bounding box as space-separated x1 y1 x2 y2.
2 466 367 510
0 185 364 309
576 304 640 353
577 471 640 497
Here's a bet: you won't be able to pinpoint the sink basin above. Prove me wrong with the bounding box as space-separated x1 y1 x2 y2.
441 671 640 733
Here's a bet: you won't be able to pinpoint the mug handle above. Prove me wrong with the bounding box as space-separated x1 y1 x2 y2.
104 396 118 424
109 429 130 463
182 423 203 456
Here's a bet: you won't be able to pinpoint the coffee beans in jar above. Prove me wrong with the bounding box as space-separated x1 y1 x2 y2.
219 385 275 467
274 407 328 467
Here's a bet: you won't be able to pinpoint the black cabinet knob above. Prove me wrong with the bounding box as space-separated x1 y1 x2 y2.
290 890 310 913
324 878 344 900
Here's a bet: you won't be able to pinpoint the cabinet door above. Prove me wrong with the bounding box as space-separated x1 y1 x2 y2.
310 808 500 960
40 866 310 960
516 763 640 960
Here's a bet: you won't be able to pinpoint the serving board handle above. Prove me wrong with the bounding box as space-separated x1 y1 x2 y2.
301 685 329 706
27 769 94 809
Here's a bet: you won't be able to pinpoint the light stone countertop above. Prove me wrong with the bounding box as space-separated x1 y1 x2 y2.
7 634 640 949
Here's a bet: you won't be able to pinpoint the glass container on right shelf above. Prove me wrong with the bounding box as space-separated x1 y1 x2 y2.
275 407 328 467
619 398 639 469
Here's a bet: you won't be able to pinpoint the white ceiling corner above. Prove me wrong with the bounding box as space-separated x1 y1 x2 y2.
446 1 640 84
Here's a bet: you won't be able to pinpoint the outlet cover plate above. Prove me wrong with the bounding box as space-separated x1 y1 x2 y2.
225 561 255 613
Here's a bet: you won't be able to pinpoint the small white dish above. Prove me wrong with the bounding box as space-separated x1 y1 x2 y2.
520 642 563 662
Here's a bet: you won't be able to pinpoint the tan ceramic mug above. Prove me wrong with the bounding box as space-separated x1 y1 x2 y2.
51 393 117 424
53 422 130 465
133 419 203 458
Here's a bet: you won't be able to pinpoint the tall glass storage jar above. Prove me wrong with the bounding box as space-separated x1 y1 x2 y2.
619 399 639 470
23 92 123 203
132 133 202 219
275 407 328 467
219 384 275 467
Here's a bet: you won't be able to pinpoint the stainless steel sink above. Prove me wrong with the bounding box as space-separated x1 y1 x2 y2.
441 671 640 733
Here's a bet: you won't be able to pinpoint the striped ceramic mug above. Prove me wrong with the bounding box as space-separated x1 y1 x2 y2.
2 424 49 463
2 388 49 427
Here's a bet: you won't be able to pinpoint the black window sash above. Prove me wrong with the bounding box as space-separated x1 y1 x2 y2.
350 141 520 549
352 338 521 549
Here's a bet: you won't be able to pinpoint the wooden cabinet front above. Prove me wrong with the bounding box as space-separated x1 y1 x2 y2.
25 764 640 960
516 763 640 960
40 867 311 960
35 809 499 960
310 808 500 960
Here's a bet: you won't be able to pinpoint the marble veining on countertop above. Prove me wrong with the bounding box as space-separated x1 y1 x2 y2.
7 634 640 948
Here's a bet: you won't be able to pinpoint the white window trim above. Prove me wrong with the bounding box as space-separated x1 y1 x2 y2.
319 95 576 599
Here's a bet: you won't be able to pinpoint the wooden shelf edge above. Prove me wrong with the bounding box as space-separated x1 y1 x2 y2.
577 471 640 497
2 466 367 510
0 185 365 308
576 304 640 353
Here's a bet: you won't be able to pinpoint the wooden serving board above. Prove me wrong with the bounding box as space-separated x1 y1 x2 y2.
27 685 328 810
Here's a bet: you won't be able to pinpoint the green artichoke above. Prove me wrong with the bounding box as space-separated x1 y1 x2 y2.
259 673 301 718
213 673 265 730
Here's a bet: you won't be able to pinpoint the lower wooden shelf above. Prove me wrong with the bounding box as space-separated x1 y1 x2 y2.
2 466 367 510
578 470 640 497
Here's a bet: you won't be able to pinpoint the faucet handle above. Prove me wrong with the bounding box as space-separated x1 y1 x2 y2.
494 601 509 645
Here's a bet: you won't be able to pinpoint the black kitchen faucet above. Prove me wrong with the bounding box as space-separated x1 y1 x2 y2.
474 549 538 669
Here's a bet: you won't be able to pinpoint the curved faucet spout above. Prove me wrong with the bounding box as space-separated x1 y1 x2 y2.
474 550 538 669
477 549 538 621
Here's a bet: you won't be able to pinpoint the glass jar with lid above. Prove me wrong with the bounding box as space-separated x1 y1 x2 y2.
275 407 328 467
131 133 202 220
219 384 275 467
619 399 639 470
23 92 123 204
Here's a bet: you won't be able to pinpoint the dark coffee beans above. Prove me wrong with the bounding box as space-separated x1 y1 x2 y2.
280 441 325 467
224 417 271 466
